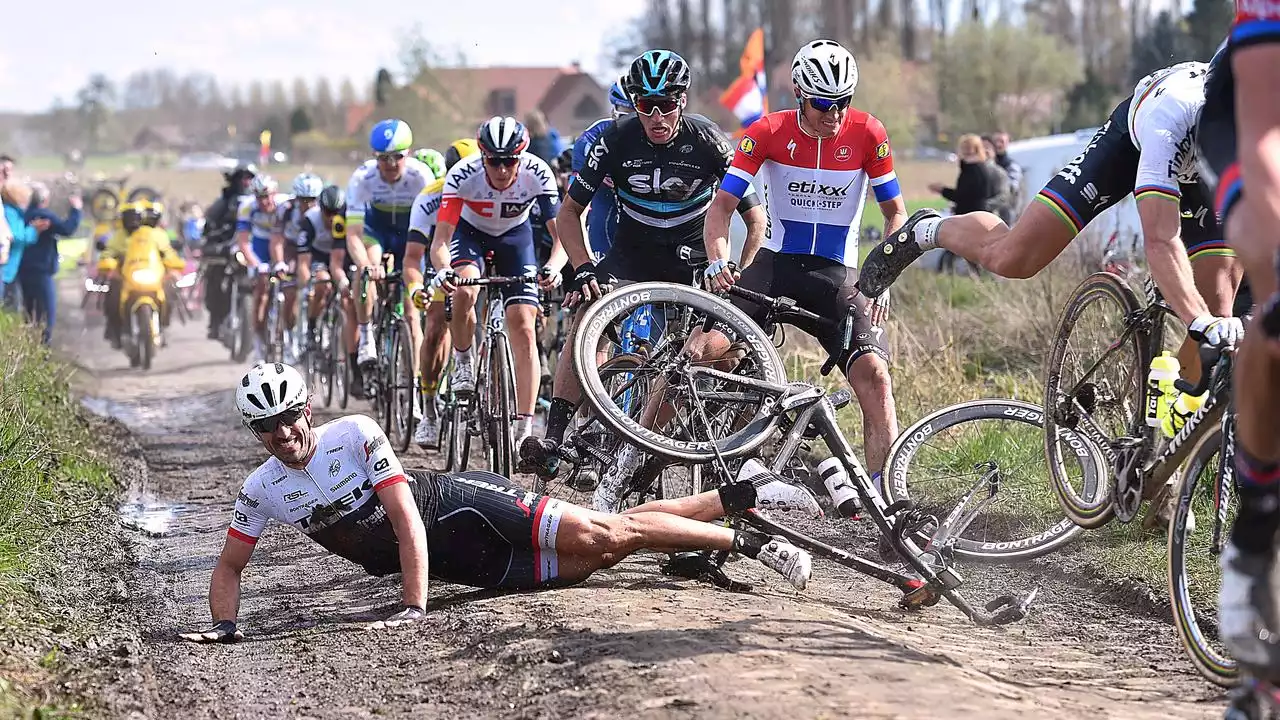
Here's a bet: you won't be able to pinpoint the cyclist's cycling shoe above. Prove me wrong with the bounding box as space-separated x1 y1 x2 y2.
356 337 378 369
450 361 476 395
737 459 824 518
518 436 561 477
414 414 440 448
1220 541 1280 670
856 208 942 298
757 537 812 591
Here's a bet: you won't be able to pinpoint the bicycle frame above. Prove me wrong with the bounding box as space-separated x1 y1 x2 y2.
679 365 1035 626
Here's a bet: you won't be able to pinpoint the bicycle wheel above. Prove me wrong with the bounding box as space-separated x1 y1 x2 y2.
334 306 350 410
385 318 415 453
1043 272 1146 528
485 334 517 477
573 282 786 463
265 284 284 364
1168 424 1238 687
445 398 471 472
882 399 1104 561
234 291 254 363
316 303 334 408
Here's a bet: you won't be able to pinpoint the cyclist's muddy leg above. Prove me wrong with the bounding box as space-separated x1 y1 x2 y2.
420 300 451 392
253 274 269 335
1179 254 1244 384
936 202 1078 279
405 300 423 380
506 302 540 417
357 247 383 326
623 484 729 522
553 505 737 578
543 308 586 444
448 264 481 351
846 352 898 476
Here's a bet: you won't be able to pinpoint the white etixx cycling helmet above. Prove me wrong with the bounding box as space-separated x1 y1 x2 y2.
792 39 859 99
236 362 308 424
291 173 324 199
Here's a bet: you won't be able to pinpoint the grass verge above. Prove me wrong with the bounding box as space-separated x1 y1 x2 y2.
0 311 117 717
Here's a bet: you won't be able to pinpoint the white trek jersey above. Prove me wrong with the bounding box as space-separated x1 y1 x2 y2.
228 415 406 548
438 152 558 235
1126 61 1208 200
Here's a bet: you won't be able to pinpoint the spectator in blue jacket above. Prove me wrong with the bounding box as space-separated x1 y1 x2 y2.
2 181 47 311
19 183 82 343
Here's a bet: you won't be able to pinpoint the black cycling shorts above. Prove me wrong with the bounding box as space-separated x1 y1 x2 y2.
594 240 700 286
1036 97 1224 259
413 469 567 590
731 249 889 368
1198 49 1242 221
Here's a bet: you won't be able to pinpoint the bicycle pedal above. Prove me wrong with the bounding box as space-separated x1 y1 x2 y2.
898 580 942 610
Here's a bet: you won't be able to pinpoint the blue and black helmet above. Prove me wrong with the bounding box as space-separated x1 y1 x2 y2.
623 50 691 99
608 79 633 110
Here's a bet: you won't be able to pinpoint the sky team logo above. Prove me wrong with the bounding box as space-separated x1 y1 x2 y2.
876 141 891 159
738 136 756 155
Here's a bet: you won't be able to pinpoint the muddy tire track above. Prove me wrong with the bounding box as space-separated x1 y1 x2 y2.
54 278 1226 719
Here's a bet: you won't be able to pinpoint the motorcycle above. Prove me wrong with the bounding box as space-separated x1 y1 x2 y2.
99 234 186 370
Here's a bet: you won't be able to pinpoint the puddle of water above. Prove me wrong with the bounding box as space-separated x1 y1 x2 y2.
118 501 188 537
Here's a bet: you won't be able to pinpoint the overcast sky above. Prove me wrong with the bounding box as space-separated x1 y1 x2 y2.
0 0 646 113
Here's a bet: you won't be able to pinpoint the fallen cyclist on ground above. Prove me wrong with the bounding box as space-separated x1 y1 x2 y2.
180 362 820 643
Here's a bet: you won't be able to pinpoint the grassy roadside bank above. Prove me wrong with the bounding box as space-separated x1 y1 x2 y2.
0 311 119 717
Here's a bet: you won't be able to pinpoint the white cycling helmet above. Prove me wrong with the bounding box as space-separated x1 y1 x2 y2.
791 39 859 99
236 362 308 424
291 173 324 199
249 175 278 197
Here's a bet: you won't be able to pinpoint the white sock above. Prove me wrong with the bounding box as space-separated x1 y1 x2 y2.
454 346 472 368
914 217 944 251
516 414 533 439
358 323 371 343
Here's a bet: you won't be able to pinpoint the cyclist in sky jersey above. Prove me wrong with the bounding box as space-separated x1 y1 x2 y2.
517 50 768 482
179 363 816 641
857 62 1246 378
428 117 568 445
1197 3 1280 671
700 38 907 481
571 79 634 260
345 119 434 377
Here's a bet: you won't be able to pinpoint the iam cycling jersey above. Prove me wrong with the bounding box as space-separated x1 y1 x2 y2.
227 415 567 587
438 152 559 236
296 206 342 265
235 193 290 266
572 117 619 257
407 177 445 244
569 113 761 248
345 157 432 259
722 109 900 267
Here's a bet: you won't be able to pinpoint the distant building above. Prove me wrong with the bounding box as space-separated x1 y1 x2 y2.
132 125 190 153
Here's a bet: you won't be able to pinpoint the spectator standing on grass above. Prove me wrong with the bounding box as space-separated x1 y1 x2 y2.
990 131 1023 222
19 182 83 344
1 181 48 310
928 134 1007 274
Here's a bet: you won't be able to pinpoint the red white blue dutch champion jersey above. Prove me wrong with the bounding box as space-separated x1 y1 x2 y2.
721 108 901 267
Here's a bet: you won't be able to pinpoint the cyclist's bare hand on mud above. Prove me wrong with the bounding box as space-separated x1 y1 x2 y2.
179 620 243 644
366 605 424 631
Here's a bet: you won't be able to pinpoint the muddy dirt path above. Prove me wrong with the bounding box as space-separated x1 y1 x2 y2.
56 279 1227 719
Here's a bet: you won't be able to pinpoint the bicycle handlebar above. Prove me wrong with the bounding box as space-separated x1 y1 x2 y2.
1173 342 1231 396
726 285 851 376
452 275 535 287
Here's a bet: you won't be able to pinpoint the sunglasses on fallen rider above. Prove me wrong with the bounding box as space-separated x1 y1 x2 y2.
377 152 405 163
484 155 520 167
633 96 682 116
249 406 306 434
803 95 853 113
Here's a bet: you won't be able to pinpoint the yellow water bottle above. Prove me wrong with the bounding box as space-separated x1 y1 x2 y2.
1146 352 1180 428
1162 391 1206 438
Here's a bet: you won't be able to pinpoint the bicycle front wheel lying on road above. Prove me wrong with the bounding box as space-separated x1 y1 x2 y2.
882 399 1105 562
573 282 787 463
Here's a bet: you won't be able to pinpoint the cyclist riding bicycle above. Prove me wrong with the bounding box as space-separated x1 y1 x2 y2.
428 117 568 446
294 184 345 354
1197 9 1280 674
518 49 768 483
179 362 815 642
698 39 907 486
571 78 634 260
346 118 434 379
406 138 479 447
272 172 324 362
233 174 287 362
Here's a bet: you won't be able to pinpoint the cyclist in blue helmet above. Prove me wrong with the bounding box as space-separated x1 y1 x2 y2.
571 76 635 261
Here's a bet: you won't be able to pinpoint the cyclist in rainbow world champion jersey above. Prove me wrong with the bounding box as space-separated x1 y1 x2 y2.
346 118 434 379
234 175 291 362
701 38 906 481
405 138 477 448
857 62 1246 369
428 117 569 445
518 50 768 482
1197 3 1280 672
178 363 817 642
570 78 635 260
